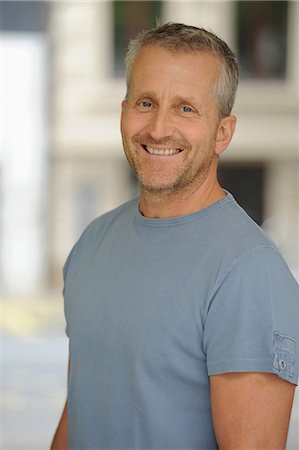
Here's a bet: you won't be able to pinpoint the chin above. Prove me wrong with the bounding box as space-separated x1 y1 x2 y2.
137 173 177 191
139 176 193 194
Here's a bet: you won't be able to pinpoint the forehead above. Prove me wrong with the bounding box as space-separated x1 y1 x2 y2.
128 45 220 98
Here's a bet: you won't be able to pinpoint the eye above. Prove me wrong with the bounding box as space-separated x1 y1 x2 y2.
180 105 194 113
141 101 152 108
136 100 154 111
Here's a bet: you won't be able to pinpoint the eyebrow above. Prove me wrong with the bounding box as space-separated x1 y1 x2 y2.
133 91 157 100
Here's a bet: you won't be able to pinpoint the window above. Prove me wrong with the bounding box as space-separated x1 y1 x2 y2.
218 164 265 225
0 1 48 32
236 1 288 79
113 1 163 77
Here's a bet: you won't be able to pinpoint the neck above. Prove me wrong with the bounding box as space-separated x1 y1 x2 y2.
139 160 226 219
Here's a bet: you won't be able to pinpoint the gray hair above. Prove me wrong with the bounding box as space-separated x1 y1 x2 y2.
125 22 239 118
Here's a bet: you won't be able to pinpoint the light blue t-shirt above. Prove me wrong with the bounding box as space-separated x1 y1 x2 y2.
63 192 299 449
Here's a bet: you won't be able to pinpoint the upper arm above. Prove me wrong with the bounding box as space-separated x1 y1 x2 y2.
210 372 296 449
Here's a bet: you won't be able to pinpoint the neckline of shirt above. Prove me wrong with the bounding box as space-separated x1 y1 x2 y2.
135 191 234 227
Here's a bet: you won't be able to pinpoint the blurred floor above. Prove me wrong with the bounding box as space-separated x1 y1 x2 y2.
1 298 299 449
2 298 69 449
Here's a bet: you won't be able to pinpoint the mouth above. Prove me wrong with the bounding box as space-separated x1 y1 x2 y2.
141 145 183 156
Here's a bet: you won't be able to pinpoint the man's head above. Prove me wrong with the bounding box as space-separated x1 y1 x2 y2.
125 22 239 119
121 23 238 199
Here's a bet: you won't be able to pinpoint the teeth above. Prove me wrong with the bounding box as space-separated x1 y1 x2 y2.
145 146 181 155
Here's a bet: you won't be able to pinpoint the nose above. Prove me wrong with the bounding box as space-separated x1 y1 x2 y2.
146 108 175 141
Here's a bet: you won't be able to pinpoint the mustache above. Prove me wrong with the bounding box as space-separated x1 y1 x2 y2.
132 133 191 150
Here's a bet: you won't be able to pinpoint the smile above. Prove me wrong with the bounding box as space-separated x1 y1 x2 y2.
142 145 182 156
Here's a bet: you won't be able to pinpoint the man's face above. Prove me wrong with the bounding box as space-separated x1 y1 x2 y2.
121 45 223 194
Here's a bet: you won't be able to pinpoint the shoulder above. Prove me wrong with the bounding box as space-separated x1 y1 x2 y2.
201 193 298 303
79 197 138 242
209 192 279 263
63 198 138 277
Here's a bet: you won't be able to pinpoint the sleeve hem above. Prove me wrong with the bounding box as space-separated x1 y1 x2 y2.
207 358 298 385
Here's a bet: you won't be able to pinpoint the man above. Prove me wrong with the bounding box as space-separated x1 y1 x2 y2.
52 23 298 449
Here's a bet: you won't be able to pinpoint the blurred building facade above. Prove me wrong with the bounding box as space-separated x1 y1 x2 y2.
2 1 299 295
1 1 49 296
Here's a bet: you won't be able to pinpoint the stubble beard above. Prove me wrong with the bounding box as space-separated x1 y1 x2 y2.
122 134 217 197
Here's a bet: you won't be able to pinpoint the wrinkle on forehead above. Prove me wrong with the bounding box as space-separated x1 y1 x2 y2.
127 45 220 114
129 45 220 94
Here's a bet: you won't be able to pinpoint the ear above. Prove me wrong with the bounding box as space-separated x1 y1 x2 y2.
214 115 237 156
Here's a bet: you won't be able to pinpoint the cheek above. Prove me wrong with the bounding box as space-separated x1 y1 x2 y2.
188 123 215 145
121 114 143 138
180 129 204 148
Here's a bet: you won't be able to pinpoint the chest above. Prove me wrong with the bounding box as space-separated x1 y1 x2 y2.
65 232 214 375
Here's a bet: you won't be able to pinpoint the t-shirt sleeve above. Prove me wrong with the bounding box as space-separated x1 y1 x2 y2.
203 246 299 385
63 244 78 338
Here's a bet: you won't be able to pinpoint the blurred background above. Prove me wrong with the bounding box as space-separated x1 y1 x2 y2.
1 1 298 448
